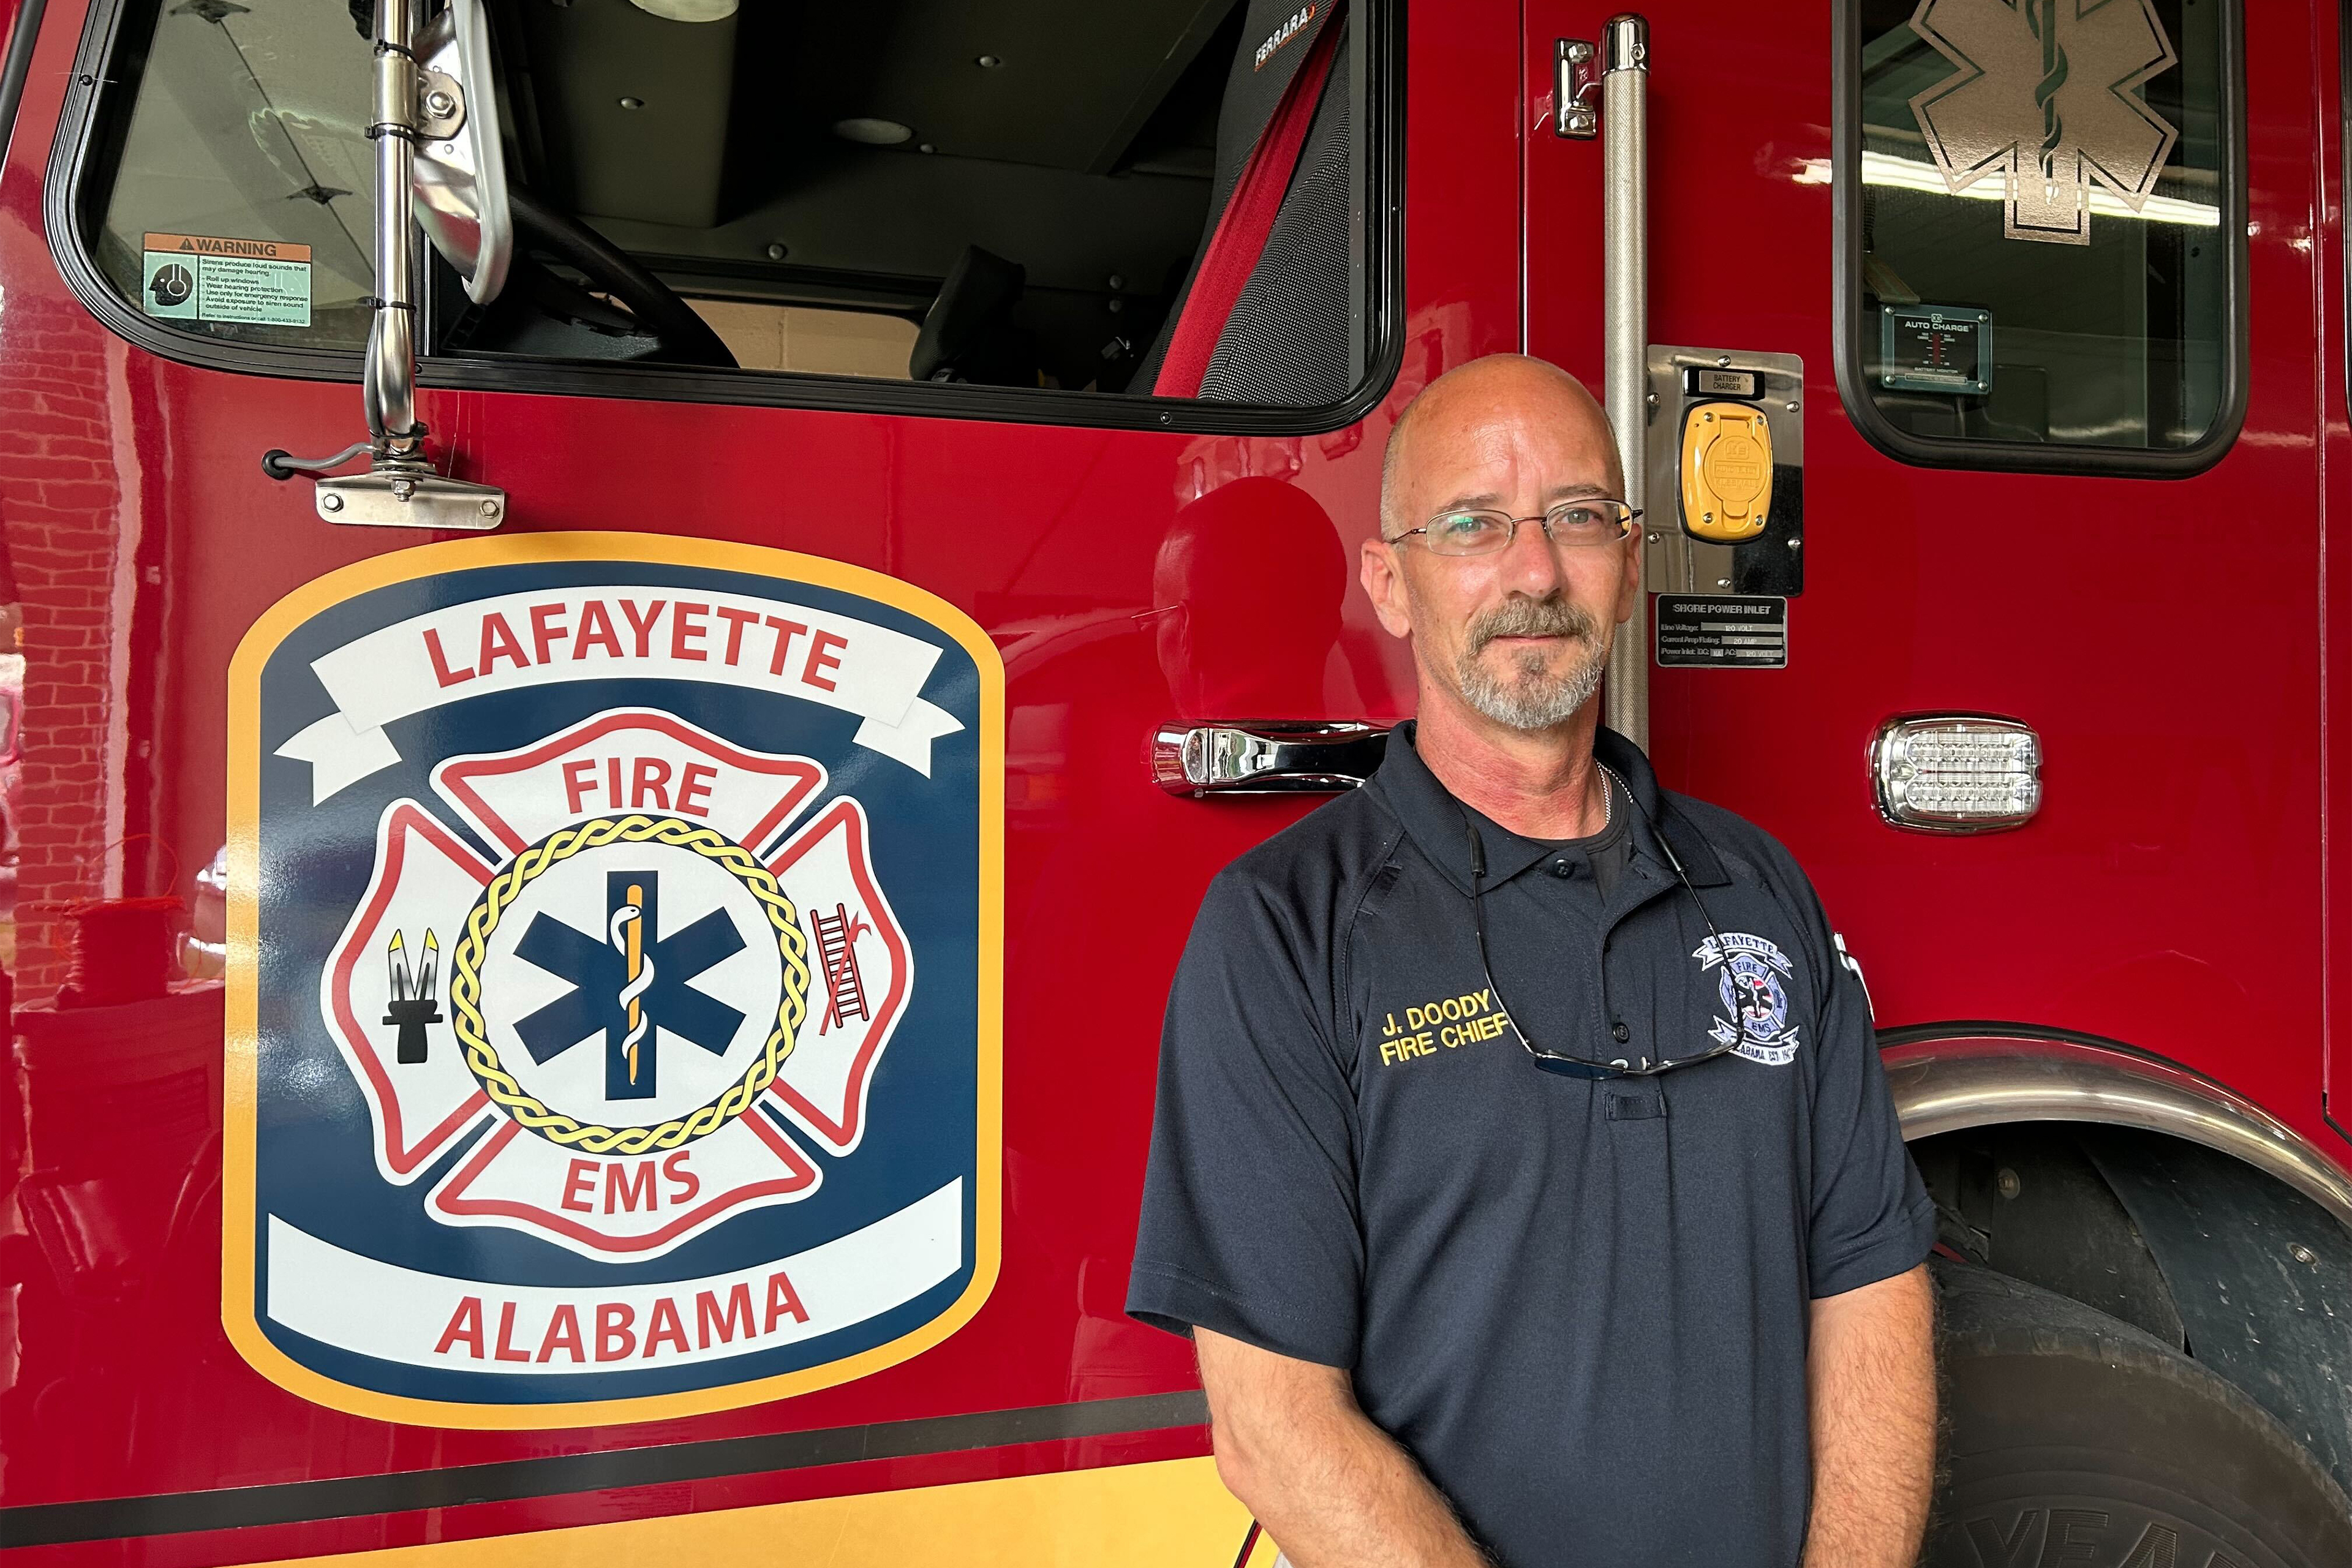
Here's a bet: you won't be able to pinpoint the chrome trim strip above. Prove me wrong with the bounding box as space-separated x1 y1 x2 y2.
1885 1034 2352 1233
0 1388 1212 1545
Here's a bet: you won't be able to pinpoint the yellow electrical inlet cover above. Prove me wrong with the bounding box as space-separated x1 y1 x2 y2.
1679 401 1773 544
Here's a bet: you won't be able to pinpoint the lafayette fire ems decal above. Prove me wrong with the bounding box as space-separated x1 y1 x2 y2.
1694 932 1802 1066
225 534 1001 1427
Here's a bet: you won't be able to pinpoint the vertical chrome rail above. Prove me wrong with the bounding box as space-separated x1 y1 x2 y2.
1600 15 1649 748
367 0 422 455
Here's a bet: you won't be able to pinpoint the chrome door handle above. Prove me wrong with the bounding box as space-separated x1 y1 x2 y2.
1151 722 1392 796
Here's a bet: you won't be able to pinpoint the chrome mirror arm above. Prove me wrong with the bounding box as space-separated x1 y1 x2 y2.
366 0 424 457
261 0 508 530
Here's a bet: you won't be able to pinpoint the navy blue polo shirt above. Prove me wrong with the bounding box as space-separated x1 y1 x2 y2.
1128 723 1935 1568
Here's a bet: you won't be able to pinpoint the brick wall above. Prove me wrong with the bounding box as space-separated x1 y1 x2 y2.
1 291 125 1006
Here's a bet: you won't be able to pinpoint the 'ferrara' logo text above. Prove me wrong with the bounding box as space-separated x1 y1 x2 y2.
1254 4 1316 70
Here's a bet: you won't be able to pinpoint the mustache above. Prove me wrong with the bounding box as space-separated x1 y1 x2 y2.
1466 597 1600 654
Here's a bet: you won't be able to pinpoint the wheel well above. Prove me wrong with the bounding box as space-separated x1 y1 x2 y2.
1908 1118 2352 1501
1910 1121 2184 1345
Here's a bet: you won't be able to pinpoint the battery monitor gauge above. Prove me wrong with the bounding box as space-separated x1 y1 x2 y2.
1879 304 1991 396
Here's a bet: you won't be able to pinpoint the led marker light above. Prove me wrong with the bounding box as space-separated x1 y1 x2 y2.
1870 715 2041 833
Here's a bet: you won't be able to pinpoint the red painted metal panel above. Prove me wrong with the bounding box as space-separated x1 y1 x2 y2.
0 0 2342 1554
2316 0 2351 1147
1525 0 2332 1157
0 0 1520 1550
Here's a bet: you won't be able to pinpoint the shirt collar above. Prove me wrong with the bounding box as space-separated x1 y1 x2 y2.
1368 720 1731 894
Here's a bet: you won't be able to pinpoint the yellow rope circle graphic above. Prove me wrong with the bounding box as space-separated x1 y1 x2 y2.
449 814 810 1156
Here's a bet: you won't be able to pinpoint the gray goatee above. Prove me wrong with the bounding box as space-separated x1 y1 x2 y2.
1456 597 1608 730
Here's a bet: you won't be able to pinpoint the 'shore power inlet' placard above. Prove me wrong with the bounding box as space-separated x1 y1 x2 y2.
141 232 312 326
1654 594 1788 669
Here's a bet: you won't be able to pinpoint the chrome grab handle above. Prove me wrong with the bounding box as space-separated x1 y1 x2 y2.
1151 722 1392 796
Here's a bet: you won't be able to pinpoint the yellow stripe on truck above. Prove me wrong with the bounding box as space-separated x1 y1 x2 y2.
250 1457 1253 1568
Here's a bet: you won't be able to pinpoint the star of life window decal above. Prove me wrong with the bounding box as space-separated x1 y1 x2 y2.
1907 0 2180 246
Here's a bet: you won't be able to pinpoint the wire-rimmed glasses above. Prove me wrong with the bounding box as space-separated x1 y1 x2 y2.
1389 498 1641 556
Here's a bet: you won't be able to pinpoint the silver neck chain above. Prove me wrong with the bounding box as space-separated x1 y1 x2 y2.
1596 761 1620 831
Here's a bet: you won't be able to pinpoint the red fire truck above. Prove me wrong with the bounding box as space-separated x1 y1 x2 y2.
0 0 2347 1562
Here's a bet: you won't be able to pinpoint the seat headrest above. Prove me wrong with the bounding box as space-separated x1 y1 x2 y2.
910 246 1028 383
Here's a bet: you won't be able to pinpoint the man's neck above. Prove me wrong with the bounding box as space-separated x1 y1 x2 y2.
1411 684 1610 840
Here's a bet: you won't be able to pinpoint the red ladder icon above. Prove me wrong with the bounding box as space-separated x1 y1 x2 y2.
811 903 872 1036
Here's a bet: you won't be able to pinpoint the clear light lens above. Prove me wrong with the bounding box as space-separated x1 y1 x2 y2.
1873 718 2042 831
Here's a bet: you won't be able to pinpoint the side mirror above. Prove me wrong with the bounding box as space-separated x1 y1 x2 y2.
413 0 511 306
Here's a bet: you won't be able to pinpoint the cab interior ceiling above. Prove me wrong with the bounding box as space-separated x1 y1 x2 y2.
481 0 1245 386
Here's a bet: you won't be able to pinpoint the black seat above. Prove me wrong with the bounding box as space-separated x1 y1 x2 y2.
910 246 1035 385
1132 0 1354 404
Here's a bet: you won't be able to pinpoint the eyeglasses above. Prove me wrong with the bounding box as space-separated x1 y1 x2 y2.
1460 772 1743 1080
1390 499 1641 556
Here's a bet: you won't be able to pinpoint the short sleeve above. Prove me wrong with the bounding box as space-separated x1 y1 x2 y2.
1126 869 1363 1366
1802 921 1937 1299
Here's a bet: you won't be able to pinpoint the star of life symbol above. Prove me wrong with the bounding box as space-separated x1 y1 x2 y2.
1907 0 2180 245
323 708 909 1261
1694 932 1802 1066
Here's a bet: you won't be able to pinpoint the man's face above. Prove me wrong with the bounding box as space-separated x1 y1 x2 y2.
1360 370 1641 732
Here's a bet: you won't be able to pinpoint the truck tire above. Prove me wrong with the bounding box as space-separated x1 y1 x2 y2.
1926 1260 2352 1568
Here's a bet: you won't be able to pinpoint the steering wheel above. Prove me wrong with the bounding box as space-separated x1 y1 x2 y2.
503 187 737 369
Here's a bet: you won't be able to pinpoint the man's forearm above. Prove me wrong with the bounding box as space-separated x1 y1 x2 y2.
1801 1264 1937 1568
1196 1328 1488 1568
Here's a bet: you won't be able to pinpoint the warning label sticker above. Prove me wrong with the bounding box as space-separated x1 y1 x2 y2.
1654 595 1787 669
140 233 312 326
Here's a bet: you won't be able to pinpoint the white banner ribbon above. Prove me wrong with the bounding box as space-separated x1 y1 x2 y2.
276 585 963 802
265 1180 963 1374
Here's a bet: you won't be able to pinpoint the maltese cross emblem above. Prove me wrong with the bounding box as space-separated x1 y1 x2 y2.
1908 0 2179 245
326 709 908 1257
227 538 1002 1425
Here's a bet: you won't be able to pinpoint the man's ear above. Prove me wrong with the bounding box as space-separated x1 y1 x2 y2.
1360 538 1415 639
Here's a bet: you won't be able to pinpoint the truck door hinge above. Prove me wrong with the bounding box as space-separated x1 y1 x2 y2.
1556 39 1599 138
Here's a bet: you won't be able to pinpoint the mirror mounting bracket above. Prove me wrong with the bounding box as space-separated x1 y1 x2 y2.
261 440 507 529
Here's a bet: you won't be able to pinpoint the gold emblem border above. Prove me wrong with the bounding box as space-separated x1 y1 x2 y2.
225 533 1005 1430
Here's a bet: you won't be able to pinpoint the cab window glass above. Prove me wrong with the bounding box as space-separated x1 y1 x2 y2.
92 0 377 351
78 0 1380 411
1849 0 2233 456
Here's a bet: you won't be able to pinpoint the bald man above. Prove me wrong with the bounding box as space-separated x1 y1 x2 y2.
1128 356 1937 1568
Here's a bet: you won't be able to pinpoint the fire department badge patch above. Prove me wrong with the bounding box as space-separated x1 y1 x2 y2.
1694 932 1803 1066
225 533 1001 1427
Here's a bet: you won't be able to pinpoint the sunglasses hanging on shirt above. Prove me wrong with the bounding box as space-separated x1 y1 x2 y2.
1460 766 1745 1079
